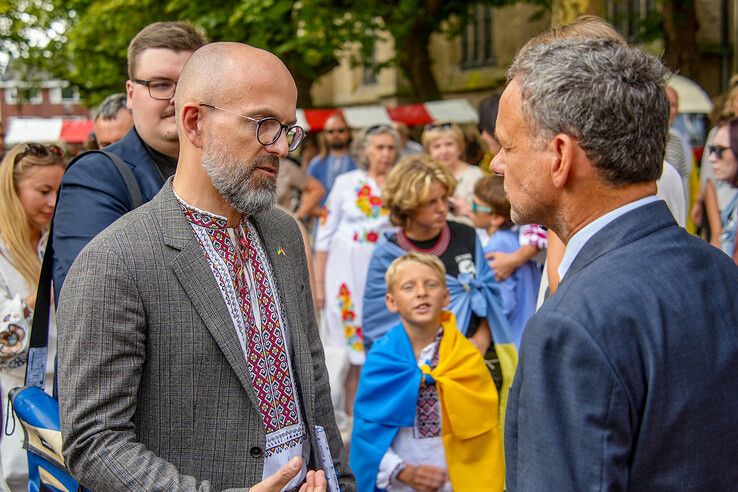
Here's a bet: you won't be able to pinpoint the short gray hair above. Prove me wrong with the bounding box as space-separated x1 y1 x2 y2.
352 125 401 169
93 93 130 122
508 38 671 185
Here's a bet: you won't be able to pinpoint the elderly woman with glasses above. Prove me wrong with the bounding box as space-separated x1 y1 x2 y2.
314 125 399 428
0 143 65 490
706 117 738 262
421 123 484 220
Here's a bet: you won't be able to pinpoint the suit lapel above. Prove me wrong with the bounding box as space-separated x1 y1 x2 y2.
159 183 261 411
251 210 317 423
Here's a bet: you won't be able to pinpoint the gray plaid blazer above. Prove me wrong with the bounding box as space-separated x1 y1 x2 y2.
57 180 354 491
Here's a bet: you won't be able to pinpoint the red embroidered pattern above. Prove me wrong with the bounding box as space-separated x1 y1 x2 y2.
180 201 302 443
396 222 451 256
337 283 363 353
235 225 300 433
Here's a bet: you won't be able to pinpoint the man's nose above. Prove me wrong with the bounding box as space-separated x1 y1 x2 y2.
265 131 290 157
490 154 505 175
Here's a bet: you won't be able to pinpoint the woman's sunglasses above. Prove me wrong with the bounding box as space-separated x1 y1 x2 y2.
15 143 65 166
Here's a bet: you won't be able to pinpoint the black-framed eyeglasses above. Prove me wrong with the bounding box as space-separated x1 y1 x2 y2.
132 79 177 100
199 103 305 152
424 122 455 131
708 145 730 159
15 143 65 167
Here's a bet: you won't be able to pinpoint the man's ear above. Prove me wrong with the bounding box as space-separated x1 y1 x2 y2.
181 103 204 149
443 287 450 308
125 80 134 110
550 133 578 189
385 291 399 313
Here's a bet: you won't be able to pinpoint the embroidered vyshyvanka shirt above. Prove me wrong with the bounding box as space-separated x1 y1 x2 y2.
377 329 451 491
177 194 307 490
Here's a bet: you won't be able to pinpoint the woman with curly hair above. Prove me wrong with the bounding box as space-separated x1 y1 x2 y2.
0 143 65 490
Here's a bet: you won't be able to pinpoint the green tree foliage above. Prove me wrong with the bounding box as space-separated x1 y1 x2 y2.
2 0 371 107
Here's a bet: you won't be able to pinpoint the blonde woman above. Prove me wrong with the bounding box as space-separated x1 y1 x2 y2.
421 123 484 219
0 143 65 491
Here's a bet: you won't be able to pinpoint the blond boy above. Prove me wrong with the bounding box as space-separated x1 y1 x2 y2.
351 252 504 492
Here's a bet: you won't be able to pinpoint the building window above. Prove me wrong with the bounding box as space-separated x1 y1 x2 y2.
4 88 18 105
362 44 378 85
461 5 495 69
606 0 658 43
61 85 79 103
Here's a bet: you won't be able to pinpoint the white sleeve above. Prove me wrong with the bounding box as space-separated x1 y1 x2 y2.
377 447 404 489
315 176 345 252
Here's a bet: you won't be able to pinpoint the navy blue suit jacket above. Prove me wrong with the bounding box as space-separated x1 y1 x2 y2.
505 200 738 491
53 128 166 299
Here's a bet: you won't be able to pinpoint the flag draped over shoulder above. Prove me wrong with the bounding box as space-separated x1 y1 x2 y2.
362 231 519 428
351 312 504 492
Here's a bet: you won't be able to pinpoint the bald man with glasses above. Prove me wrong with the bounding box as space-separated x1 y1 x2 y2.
57 41 352 491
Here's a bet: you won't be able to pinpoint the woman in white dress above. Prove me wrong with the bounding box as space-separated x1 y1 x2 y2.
0 143 65 491
315 125 399 422
421 123 484 221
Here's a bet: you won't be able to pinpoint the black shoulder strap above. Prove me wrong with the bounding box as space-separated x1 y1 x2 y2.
24 150 144 388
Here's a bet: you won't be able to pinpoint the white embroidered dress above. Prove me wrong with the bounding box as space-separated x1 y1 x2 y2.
315 169 393 364
0 233 57 492
178 196 307 491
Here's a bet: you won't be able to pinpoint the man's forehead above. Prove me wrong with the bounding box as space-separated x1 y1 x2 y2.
134 48 193 78
324 117 347 129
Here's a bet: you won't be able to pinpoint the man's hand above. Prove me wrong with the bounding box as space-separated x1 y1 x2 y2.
249 457 326 492
299 470 327 492
397 464 447 492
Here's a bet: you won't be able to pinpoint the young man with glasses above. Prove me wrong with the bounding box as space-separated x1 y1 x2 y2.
52 21 207 298
308 113 356 211
57 41 351 491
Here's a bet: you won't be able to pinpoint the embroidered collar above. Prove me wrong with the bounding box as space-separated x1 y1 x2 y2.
174 190 244 230
397 222 451 256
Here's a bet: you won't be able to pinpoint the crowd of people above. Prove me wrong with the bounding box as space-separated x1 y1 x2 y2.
0 14 737 492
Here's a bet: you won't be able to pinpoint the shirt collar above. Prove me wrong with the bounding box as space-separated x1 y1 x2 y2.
174 189 235 229
557 195 660 281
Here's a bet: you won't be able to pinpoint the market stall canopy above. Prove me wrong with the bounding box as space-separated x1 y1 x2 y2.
343 105 394 128
667 75 713 114
301 98 480 131
6 118 64 145
60 119 95 144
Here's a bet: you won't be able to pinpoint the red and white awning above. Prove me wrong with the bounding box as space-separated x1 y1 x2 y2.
300 98 479 131
5 98 479 144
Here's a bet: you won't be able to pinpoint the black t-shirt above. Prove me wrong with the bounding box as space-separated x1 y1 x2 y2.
390 220 478 277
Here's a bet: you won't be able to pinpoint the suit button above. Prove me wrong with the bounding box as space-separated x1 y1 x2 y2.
250 446 263 458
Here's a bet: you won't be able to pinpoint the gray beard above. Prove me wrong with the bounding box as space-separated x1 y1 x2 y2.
202 148 278 217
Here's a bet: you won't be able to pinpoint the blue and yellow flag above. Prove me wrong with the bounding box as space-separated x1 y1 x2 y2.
351 313 504 491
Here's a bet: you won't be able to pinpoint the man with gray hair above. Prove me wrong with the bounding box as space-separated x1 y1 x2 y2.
492 38 738 490
93 92 133 147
